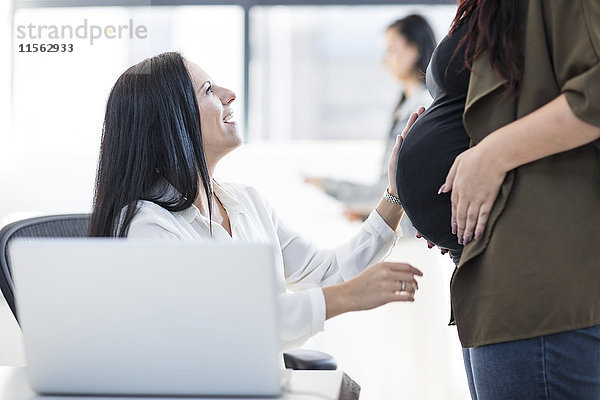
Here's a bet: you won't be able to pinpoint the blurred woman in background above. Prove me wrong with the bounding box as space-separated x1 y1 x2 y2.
306 14 435 228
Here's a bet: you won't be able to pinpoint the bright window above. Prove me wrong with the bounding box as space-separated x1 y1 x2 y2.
12 6 245 151
248 5 455 141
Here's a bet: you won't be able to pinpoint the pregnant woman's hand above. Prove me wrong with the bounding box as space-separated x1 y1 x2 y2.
416 231 452 256
439 144 506 245
387 106 425 197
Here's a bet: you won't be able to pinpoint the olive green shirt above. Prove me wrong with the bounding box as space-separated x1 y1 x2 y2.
452 0 600 348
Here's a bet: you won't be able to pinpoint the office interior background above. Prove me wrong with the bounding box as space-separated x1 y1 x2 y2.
0 1 471 398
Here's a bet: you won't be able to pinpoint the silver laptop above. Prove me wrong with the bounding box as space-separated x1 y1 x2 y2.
9 239 282 397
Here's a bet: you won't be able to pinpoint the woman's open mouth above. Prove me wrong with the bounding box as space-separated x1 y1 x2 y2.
223 113 236 124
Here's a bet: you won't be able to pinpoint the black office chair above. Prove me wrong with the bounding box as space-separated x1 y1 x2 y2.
0 214 336 371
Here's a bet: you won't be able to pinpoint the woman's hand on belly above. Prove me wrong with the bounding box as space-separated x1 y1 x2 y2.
387 106 425 197
375 107 426 232
440 94 600 246
439 142 506 246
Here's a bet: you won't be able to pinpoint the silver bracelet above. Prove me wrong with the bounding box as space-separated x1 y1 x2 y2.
384 189 402 206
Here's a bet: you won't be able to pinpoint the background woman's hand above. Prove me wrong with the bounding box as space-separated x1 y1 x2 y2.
439 144 506 246
387 106 425 197
323 261 423 319
303 176 325 190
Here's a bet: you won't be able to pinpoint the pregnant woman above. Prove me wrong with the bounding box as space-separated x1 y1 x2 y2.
399 0 600 398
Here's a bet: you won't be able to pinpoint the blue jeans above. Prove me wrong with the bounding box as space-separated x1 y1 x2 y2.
462 324 600 400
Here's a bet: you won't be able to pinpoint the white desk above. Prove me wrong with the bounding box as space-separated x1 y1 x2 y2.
0 366 360 400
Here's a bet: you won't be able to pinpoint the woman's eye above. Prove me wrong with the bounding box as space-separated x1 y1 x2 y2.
205 84 213 95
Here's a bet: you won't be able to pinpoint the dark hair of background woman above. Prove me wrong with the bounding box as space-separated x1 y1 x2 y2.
451 0 522 96
89 51 213 237
387 14 437 82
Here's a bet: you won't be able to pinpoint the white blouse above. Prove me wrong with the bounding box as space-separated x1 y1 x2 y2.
126 181 399 350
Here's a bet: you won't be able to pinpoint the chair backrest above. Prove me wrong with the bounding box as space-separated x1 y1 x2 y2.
0 214 90 322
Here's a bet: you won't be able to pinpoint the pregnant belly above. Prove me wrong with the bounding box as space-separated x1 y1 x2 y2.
395 106 469 253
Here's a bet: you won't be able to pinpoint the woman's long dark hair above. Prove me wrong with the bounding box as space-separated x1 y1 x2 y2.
450 0 522 96
387 14 437 82
89 52 213 237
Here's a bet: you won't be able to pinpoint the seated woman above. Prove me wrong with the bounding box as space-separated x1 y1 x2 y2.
89 52 422 351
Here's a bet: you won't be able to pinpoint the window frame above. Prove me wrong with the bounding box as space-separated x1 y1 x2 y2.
11 0 454 135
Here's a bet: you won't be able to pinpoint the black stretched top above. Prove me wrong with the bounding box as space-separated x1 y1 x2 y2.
395 20 471 258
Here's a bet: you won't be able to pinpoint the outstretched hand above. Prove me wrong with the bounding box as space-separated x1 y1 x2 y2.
345 261 423 309
387 106 426 197
322 261 423 319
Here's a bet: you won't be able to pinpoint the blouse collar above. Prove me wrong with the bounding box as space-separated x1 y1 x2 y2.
176 180 246 224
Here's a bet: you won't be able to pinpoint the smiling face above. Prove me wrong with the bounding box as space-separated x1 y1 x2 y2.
383 28 419 82
186 61 241 169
